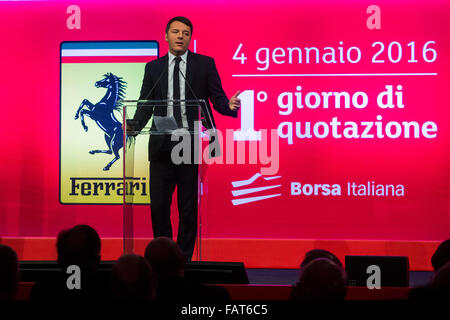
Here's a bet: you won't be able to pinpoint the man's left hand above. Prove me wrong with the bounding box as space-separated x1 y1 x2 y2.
229 90 241 111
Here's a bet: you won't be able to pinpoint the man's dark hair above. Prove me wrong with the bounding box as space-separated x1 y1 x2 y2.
300 249 343 269
56 224 101 270
291 258 347 300
432 239 450 272
144 237 185 276
166 16 193 35
0 245 19 300
29 225 106 300
111 254 155 300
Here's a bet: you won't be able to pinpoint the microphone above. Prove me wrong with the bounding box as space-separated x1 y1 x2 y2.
127 62 168 136
179 69 216 132
142 64 168 101
179 68 220 159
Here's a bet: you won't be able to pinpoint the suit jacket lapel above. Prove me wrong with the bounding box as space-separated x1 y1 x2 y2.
160 54 169 99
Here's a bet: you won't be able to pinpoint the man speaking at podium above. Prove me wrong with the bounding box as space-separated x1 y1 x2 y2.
131 16 240 261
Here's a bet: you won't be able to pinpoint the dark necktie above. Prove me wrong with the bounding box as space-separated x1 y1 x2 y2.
173 56 182 127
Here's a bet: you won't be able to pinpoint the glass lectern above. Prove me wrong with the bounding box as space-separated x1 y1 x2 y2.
121 99 214 261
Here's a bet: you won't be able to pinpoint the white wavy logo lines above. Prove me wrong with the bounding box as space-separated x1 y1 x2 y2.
231 173 282 205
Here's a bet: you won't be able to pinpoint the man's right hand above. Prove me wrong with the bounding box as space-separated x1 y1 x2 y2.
126 120 140 137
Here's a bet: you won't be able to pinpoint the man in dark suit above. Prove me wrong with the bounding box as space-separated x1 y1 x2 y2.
131 16 240 261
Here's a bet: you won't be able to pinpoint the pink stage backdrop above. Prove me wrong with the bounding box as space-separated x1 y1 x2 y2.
1 0 449 268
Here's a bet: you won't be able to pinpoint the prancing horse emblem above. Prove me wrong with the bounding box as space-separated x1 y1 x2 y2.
74 73 127 171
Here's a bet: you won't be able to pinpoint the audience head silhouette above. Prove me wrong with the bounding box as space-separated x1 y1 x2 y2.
144 237 231 301
409 261 450 300
300 248 343 269
56 224 101 272
30 225 108 300
292 257 347 300
111 254 154 300
0 245 19 300
431 239 450 272
144 237 185 277
432 261 450 288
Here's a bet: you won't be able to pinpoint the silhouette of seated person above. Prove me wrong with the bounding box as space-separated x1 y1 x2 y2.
433 261 450 285
30 224 110 300
299 248 343 269
409 239 450 300
409 261 450 301
144 237 230 301
290 257 347 300
0 245 20 300
431 239 450 273
111 254 155 300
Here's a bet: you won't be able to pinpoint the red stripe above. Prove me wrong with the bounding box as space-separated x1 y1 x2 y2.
62 56 157 63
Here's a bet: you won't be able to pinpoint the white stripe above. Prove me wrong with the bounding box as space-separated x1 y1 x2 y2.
61 48 158 57
232 185 281 197
232 194 281 205
232 173 281 188
232 73 437 77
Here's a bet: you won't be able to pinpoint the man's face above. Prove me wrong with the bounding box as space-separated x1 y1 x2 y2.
165 21 192 56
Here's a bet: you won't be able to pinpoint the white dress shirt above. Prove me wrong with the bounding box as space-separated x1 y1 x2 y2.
168 50 188 128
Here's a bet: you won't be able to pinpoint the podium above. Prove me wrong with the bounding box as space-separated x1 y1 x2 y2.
121 99 214 261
